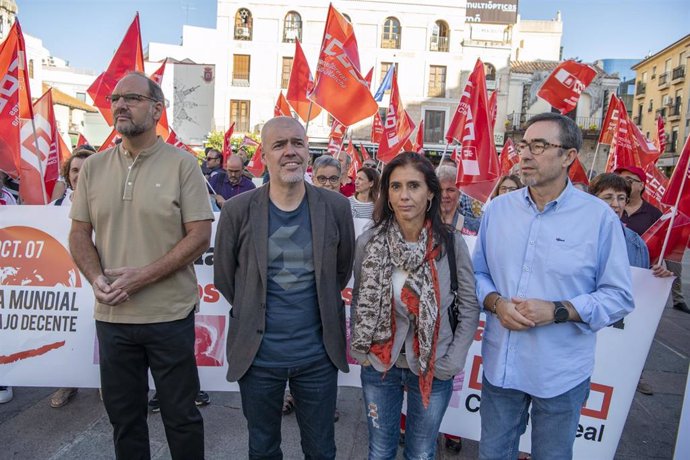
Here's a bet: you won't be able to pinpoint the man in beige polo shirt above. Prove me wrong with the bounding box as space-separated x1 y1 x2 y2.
69 72 213 460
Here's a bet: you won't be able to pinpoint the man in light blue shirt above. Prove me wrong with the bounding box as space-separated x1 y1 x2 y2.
473 113 633 459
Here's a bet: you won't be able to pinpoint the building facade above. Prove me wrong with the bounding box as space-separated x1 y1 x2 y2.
148 0 563 153
632 34 689 167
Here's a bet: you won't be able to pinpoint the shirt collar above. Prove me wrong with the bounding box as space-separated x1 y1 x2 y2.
522 179 574 213
118 136 165 159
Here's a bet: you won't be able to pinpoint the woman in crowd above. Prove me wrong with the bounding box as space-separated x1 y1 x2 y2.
350 152 479 459
349 167 379 219
589 173 672 395
490 174 523 200
312 155 342 193
437 165 481 236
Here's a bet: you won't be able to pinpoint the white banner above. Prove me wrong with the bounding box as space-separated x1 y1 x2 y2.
0 207 673 459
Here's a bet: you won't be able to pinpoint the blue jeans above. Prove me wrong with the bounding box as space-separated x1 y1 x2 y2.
360 365 453 460
238 356 338 460
479 374 591 460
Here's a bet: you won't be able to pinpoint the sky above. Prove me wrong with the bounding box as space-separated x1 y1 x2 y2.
13 0 690 72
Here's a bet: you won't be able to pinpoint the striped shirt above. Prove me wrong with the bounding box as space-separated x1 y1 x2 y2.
349 195 375 219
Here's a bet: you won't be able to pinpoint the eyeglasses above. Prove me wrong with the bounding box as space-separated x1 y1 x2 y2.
106 93 161 105
498 186 518 193
622 176 643 185
516 140 567 156
315 175 341 185
206 156 220 161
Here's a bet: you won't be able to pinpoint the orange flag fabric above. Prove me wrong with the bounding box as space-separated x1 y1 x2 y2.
87 13 144 125
499 138 519 176
327 119 347 156
377 69 415 164
308 4 377 126
98 128 122 152
568 155 589 186
0 20 34 179
599 94 622 145
286 41 321 122
149 59 170 137
76 133 90 148
165 129 197 156
274 92 293 117
537 60 597 114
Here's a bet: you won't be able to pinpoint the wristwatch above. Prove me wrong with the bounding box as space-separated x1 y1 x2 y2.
553 301 569 323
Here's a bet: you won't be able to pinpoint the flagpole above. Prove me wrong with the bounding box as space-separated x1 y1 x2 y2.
29 116 49 204
435 143 451 174
658 154 690 264
204 176 218 196
304 102 314 136
588 142 602 179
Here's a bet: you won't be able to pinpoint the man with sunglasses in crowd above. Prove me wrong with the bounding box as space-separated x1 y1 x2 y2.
69 72 212 459
203 147 224 180
473 113 633 459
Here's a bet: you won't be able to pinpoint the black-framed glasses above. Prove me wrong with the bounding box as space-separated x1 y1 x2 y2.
516 140 567 156
106 93 160 105
315 175 340 185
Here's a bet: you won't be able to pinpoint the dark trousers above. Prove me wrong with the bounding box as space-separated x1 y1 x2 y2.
96 311 204 460
238 356 338 460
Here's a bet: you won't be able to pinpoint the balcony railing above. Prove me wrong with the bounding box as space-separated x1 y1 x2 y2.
658 72 669 86
232 73 250 86
672 65 685 81
506 113 602 131
669 104 682 117
381 34 400 49
635 82 646 96
430 36 449 52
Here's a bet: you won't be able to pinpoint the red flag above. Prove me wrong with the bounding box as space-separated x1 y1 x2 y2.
308 4 377 126
274 91 293 117
246 144 264 177
19 90 62 204
286 41 322 122
449 145 459 163
568 155 589 186
488 90 498 129
346 142 361 177
327 118 347 156
599 94 622 145
446 59 499 201
656 115 666 154
415 119 425 154
76 133 90 148
57 131 71 165
240 135 259 148
537 60 597 114
358 143 372 161
642 208 690 263
222 122 235 166
661 136 690 216
642 164 669 209
87 14 144 125
377 71 415 163
499 138 519 175
149 59 169 137
98 128 121 152
0 20 34 179
605 100 661 173
165 129 197 156
371 111 383 144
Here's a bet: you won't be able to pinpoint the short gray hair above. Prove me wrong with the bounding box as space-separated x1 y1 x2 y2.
313 155 341 176
123 71 165 103
436 165 457 182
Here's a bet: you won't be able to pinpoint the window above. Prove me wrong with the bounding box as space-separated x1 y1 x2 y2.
428 66 446 98
647 99 653 112
651 67 656 79
232 54 250 86
230 100 251 133
484 63 496 81
283 11 302 43
76 92 86 102
380 62 395 94
424 110 445 143
281 57 293 89
430 20 449 52
381 17 401 49
234 8 253 41
28 59 34 79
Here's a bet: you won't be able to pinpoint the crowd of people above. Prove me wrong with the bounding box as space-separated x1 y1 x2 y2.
0 73 683 460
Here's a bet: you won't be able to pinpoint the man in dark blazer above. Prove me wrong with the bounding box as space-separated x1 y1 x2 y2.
214 116 355 459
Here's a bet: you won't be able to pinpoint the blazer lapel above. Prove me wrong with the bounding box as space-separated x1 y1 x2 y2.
250 186 270 288
306 184 325 280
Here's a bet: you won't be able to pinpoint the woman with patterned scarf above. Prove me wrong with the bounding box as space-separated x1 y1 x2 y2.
350 153 480 459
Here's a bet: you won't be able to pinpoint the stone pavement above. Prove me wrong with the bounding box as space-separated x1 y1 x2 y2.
1 264 688 459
